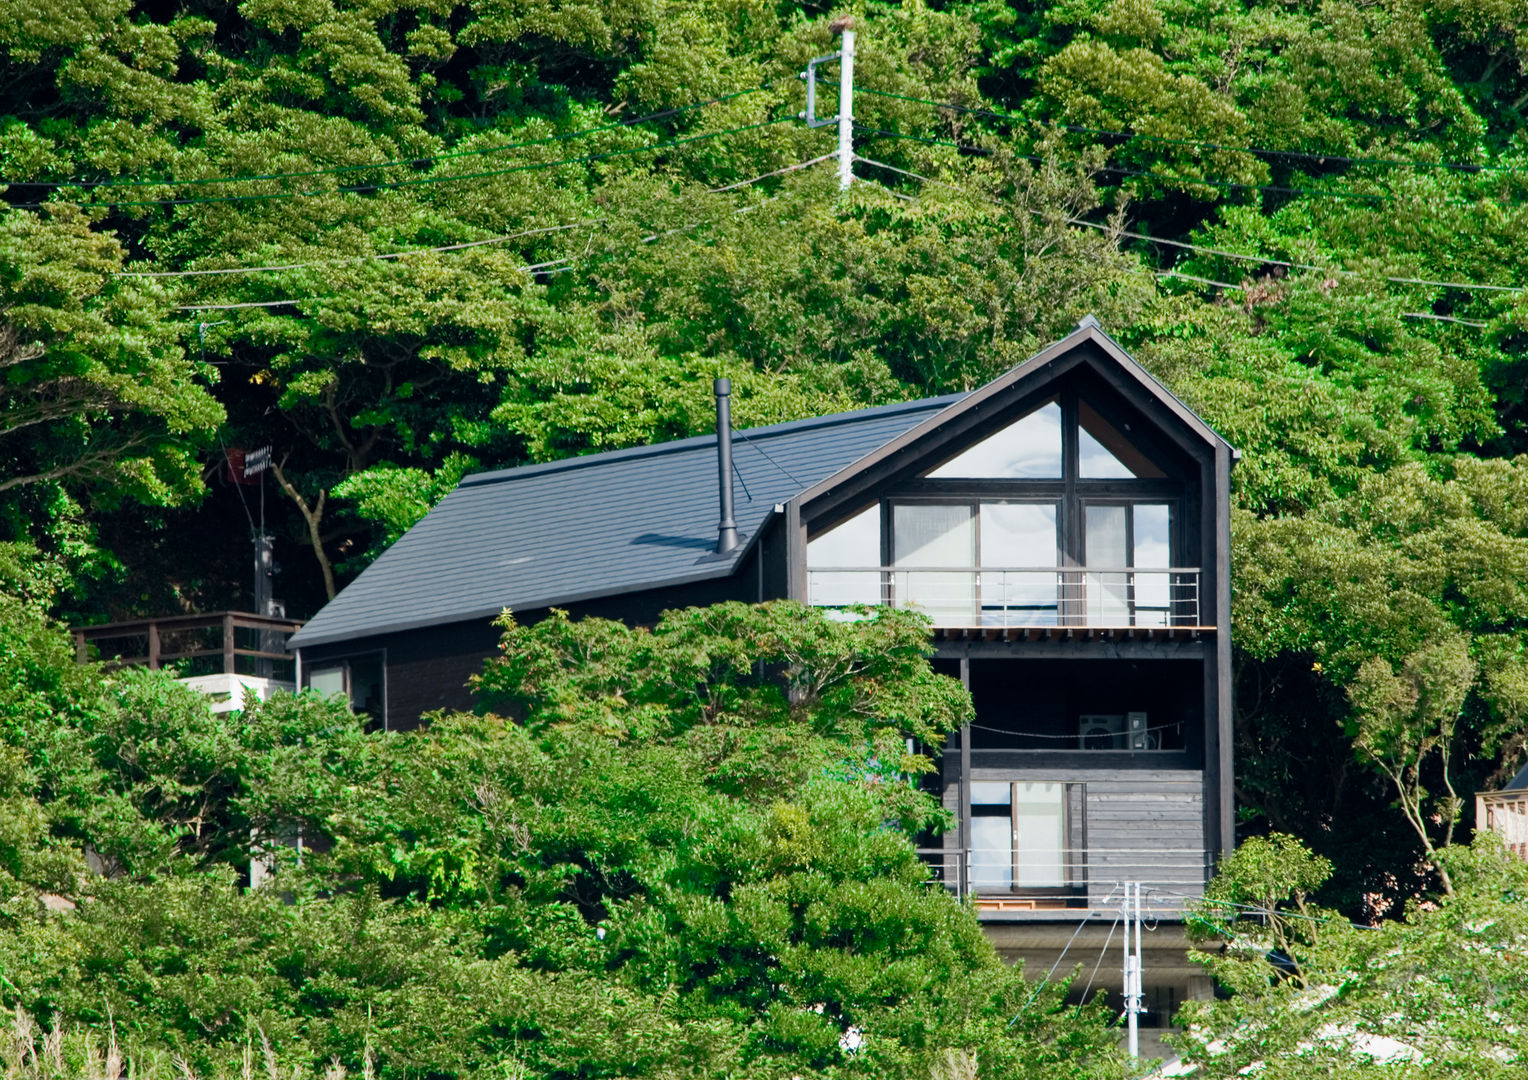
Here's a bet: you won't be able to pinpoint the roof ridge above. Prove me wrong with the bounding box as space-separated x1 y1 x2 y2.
457 392 963 489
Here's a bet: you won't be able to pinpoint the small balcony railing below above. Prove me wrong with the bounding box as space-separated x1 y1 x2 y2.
1477 789 1528 860
916 846 1213 914
72 611 304 679
807 566 1202 628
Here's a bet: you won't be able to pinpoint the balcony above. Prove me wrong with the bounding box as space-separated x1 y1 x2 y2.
807 566 1203 629
71 611 305 713
917 846 1212 917
1477 789 1528 860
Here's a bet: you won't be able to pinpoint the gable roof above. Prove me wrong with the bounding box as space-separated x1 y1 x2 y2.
287 393 959 648
794 318 1233 510
288 320 1232 650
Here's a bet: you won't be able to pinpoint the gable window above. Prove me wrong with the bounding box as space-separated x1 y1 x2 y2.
806 391 1195 626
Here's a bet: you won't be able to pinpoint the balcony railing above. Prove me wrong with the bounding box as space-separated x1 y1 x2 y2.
917 847 1213 913
807 566 1202 628
1477 790 1528 860
72 611 304 678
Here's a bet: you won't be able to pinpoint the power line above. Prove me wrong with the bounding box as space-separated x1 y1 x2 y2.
16 116 797 210
708 151 836 192
853 150 1522 303
2 85 777 192
855 125 1395 205
170 156 814 314
117 221 599 279
855 85 1524 178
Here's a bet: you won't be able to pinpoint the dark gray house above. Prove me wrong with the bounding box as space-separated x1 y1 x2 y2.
289 319 1235 1017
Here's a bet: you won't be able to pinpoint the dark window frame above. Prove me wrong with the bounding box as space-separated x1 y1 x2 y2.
304 649 388 731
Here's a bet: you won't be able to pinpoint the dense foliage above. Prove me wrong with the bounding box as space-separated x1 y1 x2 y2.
1179 832 1528 1078
0 597 1124 1079
6 0 1528 1003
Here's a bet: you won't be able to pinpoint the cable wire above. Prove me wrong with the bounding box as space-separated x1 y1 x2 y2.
116 221 599 279
19 116 797 210
3 84 778 192
855 85 1526 178
853 150 1522 302
855 125 1396 204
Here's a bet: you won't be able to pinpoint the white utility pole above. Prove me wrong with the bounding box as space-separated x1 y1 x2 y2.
1123 881 1144 1058
837 28 855 190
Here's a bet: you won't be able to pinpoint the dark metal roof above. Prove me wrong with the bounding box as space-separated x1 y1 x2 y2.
288 394 959 649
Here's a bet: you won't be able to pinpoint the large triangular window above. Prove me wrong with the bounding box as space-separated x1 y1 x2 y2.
925 401 1062 479
1078 402 1165 479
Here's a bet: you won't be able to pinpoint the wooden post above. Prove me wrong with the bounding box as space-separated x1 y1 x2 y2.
147 622 161 669
222 613 236 674
75 631 88 664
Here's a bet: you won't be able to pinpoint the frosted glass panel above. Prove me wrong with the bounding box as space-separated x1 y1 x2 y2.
808 505 882 606
1134 504 1171 626
978 503 1059 626
308 667 345 697
927 402 1062 478
1014 783 1065 887
893 504 975 623
1086 505 1129 624
971 817 1012 890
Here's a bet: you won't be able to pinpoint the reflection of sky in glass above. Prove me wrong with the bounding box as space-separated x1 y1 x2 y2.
807 505 882 606
979 504 1056 566
927 402 1062 478
807 505 881 568
1134 505 1170 568
1079 426 1134 478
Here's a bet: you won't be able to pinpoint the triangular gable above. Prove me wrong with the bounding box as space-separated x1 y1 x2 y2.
792 318 1232 517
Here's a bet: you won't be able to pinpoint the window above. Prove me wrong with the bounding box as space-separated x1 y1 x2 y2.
804 392 1192 626
889 501 1060 625
806 504 882 606
927 400 1062 478
306 653 386 729
969 781 1085 893
1083 503 1172 626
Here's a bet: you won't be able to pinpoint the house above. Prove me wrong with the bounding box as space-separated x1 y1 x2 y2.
287 317 1235 1019
1477 763 1528 860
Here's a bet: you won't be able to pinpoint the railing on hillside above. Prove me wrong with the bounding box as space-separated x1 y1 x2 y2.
807 566 1202 628
72 612 304 679
916 847 1212 914
1477 790 1528 860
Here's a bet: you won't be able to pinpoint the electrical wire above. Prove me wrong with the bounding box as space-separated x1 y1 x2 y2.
1078 911 1121 1009
2 84 778 192
15 116 797 210
856 125 1396 204
852 150 1522 304
708 151 836 192
1009 907 1100 1026
855 85 1527 178
116 221 599 279
1159 270 1494 327
168 150 821 315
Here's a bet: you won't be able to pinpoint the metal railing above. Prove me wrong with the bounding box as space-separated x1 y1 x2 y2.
1477 790 1528 860
807 566 1202 627
72 611 304 679
916 847 1212 913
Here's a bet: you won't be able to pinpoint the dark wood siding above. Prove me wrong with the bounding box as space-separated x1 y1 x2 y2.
299 548 765 729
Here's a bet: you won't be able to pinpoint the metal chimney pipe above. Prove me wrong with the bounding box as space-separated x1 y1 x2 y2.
714 378 739 554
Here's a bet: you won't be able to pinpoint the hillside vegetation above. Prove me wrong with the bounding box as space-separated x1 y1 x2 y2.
5 0 1528 945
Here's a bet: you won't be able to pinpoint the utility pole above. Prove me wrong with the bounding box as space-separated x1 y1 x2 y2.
1123 881 1144 1059
837 26 855 191
801 19 855 191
